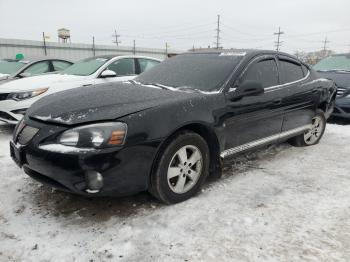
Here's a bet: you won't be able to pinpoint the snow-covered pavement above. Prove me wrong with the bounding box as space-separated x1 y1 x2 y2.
0 122 349 262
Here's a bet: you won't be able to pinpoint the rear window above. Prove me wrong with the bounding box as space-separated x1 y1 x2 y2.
279 59 304 84
314 55 350 71
0 60 27 75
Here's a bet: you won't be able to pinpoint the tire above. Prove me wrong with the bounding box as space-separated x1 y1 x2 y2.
289 109 326 147
149 131 210 204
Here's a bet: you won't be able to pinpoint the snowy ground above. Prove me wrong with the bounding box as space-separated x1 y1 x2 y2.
0 121 350 262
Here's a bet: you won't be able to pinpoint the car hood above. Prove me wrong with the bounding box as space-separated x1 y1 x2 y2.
27 82 204 126
0 73 87 92
316 71 350 88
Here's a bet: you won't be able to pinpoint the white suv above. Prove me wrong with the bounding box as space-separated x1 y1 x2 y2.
0 55 161 124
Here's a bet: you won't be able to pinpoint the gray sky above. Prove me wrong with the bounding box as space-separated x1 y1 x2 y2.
1 0 350 53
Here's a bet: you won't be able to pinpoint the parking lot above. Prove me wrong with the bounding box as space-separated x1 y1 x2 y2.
0 121 349 262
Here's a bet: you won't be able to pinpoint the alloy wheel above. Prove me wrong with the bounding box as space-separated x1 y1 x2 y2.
304 116 324 145
167 145 203 194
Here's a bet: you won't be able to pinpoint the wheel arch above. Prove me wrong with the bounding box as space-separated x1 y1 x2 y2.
149 122 222 187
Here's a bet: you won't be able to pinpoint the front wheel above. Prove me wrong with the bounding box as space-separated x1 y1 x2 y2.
149 131 210 204
289 109 326 147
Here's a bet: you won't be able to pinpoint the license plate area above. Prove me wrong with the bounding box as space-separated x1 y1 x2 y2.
10 142 24 167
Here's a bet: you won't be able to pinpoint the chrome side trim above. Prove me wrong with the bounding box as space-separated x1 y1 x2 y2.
264 70 310 92
220 125 312 158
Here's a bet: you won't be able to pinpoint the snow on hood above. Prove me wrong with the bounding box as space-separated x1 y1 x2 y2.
0 73 86 92
27 82 203 126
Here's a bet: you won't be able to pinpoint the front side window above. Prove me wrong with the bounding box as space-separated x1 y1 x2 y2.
23 61 50 75
61 57 110 76
314 54 350 72
136 53 243 91
0 59 27 75
52 60 72 71
108 58 135 76
241 59 279 88
279 59 304 84
138 58 160 73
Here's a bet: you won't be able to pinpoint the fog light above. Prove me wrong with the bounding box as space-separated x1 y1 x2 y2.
85 171 103 193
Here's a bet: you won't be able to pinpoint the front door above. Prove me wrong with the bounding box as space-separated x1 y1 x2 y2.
223 55 285 153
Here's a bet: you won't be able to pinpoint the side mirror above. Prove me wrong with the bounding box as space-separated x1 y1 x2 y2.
18 72 31 78
100 70 117 78
236 80 264 97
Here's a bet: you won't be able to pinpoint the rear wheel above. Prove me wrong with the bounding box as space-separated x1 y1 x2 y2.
149 131 209 204
289 110 326 147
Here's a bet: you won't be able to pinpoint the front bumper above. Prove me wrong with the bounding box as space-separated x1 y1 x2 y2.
0 96 41 124
332 97 350 119
11 119 162 197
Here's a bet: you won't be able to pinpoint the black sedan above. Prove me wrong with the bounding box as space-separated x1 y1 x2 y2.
10 49 336 204
314 53 350 119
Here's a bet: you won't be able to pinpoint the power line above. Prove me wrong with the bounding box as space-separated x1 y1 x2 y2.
274 27 284 51
112 29 121 46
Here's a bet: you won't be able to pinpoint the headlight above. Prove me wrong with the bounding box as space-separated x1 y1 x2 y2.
58 122 127 149
8 88 48 101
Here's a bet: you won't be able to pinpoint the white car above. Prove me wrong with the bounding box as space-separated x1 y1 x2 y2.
0 55 161 124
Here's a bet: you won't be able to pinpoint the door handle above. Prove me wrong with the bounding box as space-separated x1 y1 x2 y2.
273 99 282 105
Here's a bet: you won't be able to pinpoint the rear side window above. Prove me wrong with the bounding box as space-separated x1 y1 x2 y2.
108 58 135 76
242 59 279 88
138 58 160 73
52 60 72 71
23 61 50 75
279 59 304 84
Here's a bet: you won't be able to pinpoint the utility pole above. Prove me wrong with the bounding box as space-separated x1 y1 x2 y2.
133 40 136 55
322 37 330 52
92 36 95 56
112 29 121 46
42 32 47 56
165 42 169 56
214 14 221 49
274 27 284 52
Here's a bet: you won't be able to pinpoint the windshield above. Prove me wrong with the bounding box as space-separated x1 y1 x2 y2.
135 53 244 91
314 54 350 71
61 57 110 76
0 59 27 75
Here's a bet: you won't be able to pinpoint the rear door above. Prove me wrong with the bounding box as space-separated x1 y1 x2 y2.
223 55 285 150
278 56 316 131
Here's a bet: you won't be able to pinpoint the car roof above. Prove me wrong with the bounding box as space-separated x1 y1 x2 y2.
83 55 161 61
182 48 299 60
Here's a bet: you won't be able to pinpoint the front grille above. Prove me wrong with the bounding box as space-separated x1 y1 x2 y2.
17 125 39 145
0 93 9 101
337 87 349 97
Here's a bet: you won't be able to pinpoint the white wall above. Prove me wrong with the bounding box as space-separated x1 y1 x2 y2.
0 38 181 61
